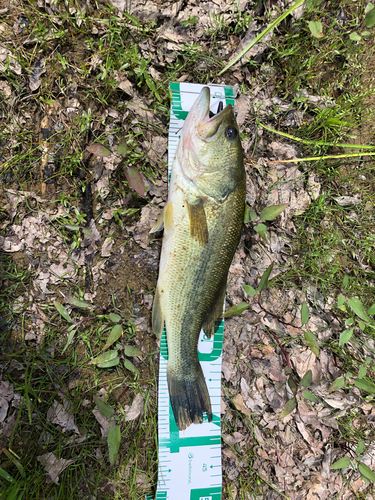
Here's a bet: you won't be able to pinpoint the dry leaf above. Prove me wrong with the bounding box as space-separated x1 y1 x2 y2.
125 393 144 421
47 399 79 434
101 237 114 257
333 196 362 207
0 235 24 252
92 407 116 439
37 452 74 484
29 57 46 91
0 46 22 74
291 349 322 384
232 393 251 417
0 381 14 423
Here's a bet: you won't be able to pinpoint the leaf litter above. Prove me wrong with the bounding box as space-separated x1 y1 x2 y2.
0 0 375 497
37 453 74 485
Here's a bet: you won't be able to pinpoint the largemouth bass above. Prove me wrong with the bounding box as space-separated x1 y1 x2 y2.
151 87 246 430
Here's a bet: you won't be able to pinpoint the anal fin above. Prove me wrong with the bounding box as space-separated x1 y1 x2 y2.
187 198 208 246
202 281 226 338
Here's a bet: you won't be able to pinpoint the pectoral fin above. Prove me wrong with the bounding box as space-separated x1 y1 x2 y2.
202 281 226 338
187 199 208 246
150 207 165 233
152 287 164 339
150 202 173 234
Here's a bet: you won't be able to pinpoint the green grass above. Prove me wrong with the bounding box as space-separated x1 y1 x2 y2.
1 296 158 498
1 0 375 497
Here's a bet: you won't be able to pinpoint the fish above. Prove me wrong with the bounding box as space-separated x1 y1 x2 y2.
151 86 246 430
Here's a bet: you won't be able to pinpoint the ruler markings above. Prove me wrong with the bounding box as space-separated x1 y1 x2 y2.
154 83 237 500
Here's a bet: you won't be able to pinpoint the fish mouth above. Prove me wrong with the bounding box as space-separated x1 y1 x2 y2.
193 87 233 139
180 87 234 156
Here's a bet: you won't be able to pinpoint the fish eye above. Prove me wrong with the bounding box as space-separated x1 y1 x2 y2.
225 126 238 140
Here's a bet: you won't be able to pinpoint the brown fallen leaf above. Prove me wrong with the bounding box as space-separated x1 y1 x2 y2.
223 432 245 446
37 452 74 484
0 235 24 252
232 393 251 417
132 204 159 249
125 393 144 421
0 46 22 74
0 81 12 97
291 349 322 384
0 381 14 423
3 412 18 440
29 56 46 91
333 196 362 207
92 407 116 439
47 399 79 434
234 94 250 128
127 94 161 126
101 237 114 257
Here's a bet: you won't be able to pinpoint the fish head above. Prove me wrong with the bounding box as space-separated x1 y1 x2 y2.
178 87 245 202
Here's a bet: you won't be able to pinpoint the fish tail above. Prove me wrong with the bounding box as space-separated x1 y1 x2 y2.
167 364 212 431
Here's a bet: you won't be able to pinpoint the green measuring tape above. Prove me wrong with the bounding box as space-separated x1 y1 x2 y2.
146 83 239 500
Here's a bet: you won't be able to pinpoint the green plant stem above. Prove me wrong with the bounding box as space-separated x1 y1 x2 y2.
218 0 306 75
259 122 375 149
265 151 375 163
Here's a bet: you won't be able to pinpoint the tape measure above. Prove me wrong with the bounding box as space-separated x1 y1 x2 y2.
146 83 239 500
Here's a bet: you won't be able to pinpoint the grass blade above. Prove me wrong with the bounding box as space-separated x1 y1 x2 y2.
304 332 319 356
108 425 121 466
258 263 274 292
103 325 123 351
222 302 249 317
218 0 306 75
258 122 375 150
266 152 375 164
280 397 297 418
0 466 14 482
54 301 72 323
330 457 351 469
